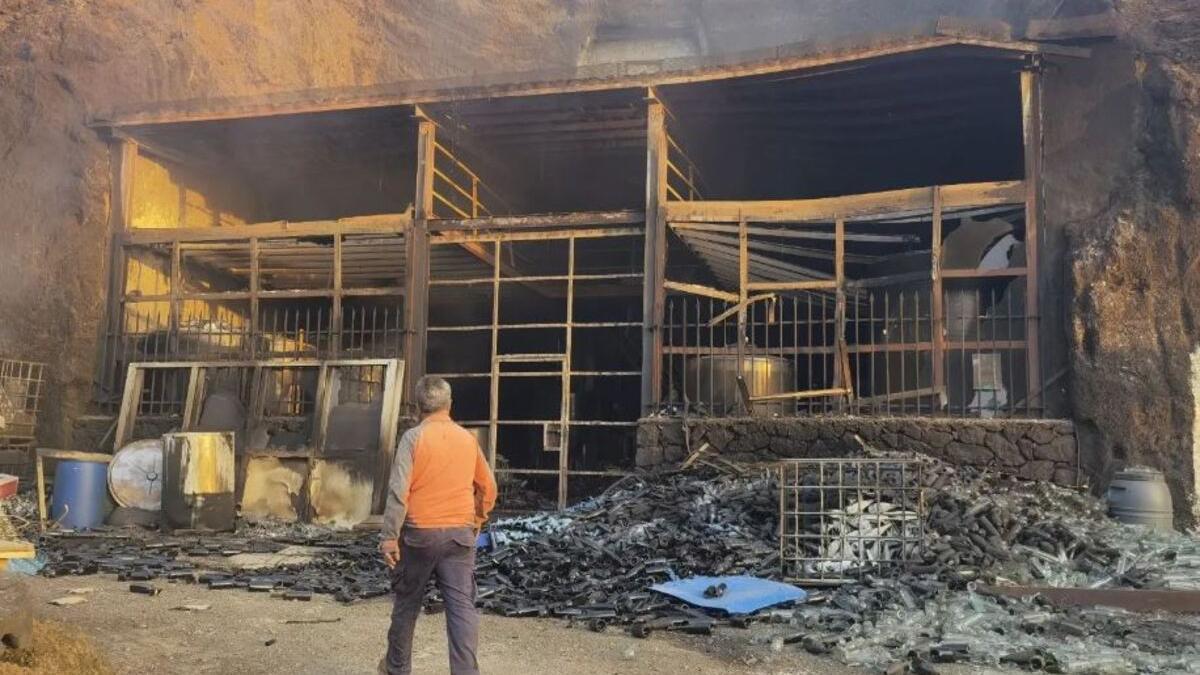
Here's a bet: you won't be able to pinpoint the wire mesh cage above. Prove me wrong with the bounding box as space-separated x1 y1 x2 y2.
0 359 45 446
780 458 926 584
0 358 46 477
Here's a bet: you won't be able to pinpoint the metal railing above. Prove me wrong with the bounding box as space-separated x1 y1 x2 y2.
98 301 404 412
432 142 509 218
665 132 704 201
663 283 1039 418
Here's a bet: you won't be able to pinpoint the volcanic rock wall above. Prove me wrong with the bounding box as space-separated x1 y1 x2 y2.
1046 3 1200 523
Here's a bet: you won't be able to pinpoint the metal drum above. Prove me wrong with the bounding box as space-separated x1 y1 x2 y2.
50 459 111 530
684 355 794 415
1107 467 1174 531
161 432 236 533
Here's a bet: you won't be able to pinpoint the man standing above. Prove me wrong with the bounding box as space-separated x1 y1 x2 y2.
379 376 498 675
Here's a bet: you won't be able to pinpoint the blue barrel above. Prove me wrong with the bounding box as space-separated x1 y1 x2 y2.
51 460 111 529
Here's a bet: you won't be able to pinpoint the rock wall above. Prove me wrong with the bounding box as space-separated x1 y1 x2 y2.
1044 3 1200 524
637 416 1079 485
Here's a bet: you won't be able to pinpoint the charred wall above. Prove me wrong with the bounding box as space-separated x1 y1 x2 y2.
1041 4 1200 524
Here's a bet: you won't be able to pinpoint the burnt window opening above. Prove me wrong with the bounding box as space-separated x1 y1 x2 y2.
659 51 1024 201
425 89 649 216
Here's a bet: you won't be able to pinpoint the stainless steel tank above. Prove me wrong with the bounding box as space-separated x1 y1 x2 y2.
684 355 794 415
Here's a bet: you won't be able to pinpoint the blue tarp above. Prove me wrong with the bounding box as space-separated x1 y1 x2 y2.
650 575 806 615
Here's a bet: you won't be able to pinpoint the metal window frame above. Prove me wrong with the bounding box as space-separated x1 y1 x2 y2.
112 358 404 515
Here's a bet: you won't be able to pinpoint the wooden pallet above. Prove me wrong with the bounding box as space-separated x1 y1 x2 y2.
0 539 34 572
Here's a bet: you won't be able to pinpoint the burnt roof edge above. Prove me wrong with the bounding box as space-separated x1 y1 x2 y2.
90 17 1089 129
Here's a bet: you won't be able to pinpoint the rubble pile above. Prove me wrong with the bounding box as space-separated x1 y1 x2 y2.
918 461 1200 591
34 532 391 602
775 553 1200 673
831 585 1200 673
773 458 1200 672
473 470 778 624
918 463 1125 585
24 458 1200 672
32 469 778 618
1 492 38 536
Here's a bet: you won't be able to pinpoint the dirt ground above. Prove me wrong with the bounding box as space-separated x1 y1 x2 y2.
20 575 860 675
0 620 114 675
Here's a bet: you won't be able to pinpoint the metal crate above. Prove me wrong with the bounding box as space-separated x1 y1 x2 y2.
780 458 926 583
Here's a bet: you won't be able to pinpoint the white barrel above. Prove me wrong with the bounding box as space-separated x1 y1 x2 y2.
1106 467 1174 531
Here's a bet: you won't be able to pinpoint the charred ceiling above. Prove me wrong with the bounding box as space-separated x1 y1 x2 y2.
109 38 1045 223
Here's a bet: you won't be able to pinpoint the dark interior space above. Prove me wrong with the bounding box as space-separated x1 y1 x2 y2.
123 106 419 222
660 47 1025 200
425 232 642 506
426 89 648 215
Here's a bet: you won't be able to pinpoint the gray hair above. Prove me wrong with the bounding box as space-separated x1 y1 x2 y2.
415 375 452 414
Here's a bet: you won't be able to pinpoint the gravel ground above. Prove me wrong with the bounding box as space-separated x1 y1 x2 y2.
21 575 861 675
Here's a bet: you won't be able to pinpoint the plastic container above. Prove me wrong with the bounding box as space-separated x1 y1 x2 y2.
1106 467 1173 531
50 459 111 529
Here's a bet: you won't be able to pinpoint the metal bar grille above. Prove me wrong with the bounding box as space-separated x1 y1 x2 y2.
98 299 405 411
0 358 46 474
95 230 408 410
661 191 1047 419
663 283 1037 418
665 131 705 201
780 458 925 584
0 358 46 447
426 228 644 509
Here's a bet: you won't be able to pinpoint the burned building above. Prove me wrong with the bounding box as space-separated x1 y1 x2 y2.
60 18 1148 519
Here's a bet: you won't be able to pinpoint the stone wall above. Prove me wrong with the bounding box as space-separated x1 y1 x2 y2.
637 416 1079 485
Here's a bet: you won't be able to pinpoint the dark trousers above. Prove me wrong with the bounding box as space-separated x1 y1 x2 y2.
383 527 480 675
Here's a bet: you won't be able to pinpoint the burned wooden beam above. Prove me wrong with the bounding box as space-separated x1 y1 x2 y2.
982 586 1200 615
403 117 435 401
665 181 1025 224
641 94 668 414
1025 12 1119 42
1021 63 1043 412
430 209 643 232
94 30 1085 128
123 214 411 245
663 280 737 303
